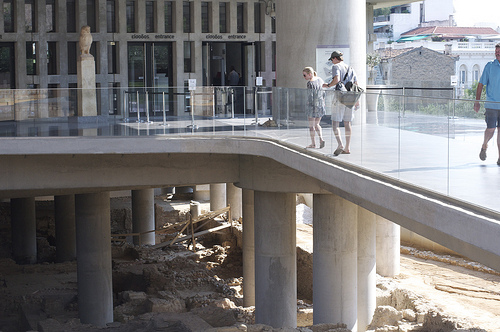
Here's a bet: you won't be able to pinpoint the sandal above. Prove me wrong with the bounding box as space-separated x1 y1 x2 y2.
333 147 343 156
319 140 325 149
341 150 350 154
306 144 315 149
479 148 487 161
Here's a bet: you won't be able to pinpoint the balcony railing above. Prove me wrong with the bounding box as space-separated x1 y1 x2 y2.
0 86 496 214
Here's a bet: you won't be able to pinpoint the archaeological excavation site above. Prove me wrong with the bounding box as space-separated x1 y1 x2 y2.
0 192 498 332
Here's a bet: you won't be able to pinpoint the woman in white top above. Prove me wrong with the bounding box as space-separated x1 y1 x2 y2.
303 66 326 149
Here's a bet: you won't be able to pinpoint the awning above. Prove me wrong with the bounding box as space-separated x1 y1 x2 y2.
396 35 430 42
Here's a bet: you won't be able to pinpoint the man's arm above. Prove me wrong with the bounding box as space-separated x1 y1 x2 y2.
474 82 484 113
323 75 339 88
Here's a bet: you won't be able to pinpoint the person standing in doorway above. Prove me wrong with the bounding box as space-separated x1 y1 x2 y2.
323 51 358 156
303 66 326 148
228 66 240 86
474 43 500 165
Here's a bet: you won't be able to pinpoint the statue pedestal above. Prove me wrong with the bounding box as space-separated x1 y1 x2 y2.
77 55 97 117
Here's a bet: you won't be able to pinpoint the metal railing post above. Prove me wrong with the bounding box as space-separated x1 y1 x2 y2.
136 91 140 123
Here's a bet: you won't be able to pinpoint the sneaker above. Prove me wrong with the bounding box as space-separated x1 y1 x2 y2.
479 148 487 161
497 158 500 166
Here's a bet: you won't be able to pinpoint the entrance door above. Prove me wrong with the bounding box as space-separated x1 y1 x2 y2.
128 42 173 117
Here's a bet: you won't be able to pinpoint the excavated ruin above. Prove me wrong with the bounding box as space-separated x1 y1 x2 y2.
0 196 495 332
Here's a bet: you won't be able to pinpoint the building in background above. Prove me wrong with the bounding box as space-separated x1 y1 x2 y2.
0 0 276 119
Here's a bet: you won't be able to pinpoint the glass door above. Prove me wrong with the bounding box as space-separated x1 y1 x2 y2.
128 42 173 118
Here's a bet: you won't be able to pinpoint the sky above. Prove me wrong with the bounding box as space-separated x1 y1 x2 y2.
453 0 500 28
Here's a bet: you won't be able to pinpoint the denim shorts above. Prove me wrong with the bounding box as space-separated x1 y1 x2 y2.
485 108 500 128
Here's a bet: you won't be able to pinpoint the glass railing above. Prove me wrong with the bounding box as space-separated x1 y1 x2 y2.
0 86 496 214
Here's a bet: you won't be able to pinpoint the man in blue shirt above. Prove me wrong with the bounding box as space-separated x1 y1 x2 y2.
475 43 500 165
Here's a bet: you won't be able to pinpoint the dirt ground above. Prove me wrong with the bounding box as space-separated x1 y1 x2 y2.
0 199 499 331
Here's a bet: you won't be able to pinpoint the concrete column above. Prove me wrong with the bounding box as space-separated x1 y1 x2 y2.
276 0 366 89
254 191 296 328
357 207 376 332
75 192 113 326
226 183 242 220
132 189 155 246
210 183 226 211
242 189 255 307
10 197 36 264
54 195 76 262
194 184 210 201
376 216 400 277
313 194 357 331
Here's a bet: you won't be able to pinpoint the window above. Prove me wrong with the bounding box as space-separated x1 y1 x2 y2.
237 2 246 33
47 42 58 75
108 42 118 74
25 0 36 32
272 41 276 71
219 2 227 33
473 66 480 83
107 0 116 33
255 41 264 72
67 0 76 32
164 1 174 33
254 2 263 33
4 0 14 33
146 1 155 33
67 42 77 75
126 1 136 33
87 0 97 32
184 41 193 72
26 42 37 75
460 69 466 84
46 0 56 32
183 2 192 33
201 2 211 33
90 42 100 74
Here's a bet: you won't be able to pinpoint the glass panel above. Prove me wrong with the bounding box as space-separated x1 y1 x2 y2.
108 42 118 74
128 43 145 88
201 2 211 33
87 0 96 32
107 0 116 33
184 41 192 72
237 2 245 33
47 42 57 75
219 3 227 33
67 42 77 74
67 0 76 32
254 2 262 33
26 42 37 75
25 0 35 32
126 1 136 33
4 0 14 33
0 43 15 92
46 0 56 32
183 2 192 33
164 1 173 33
146 1 154 33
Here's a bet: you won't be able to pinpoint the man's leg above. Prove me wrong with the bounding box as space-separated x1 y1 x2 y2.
480 128 494 160
332 121 343 151
344 121 352 153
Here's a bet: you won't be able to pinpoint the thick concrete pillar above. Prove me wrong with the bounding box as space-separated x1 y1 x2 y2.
376 216 400 277
54 195 76 262
357 207 376 332
10 197 36 264
132 189 155 245
226 183 242 220
254 191 296 328
313 194 357 331
75 192 113 326
194 184 210 201
242 189 255 307
276 0 367 89
210 183 226 211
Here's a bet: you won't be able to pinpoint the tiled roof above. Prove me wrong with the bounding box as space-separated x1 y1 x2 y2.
401 26 499 37
376 47 414 60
